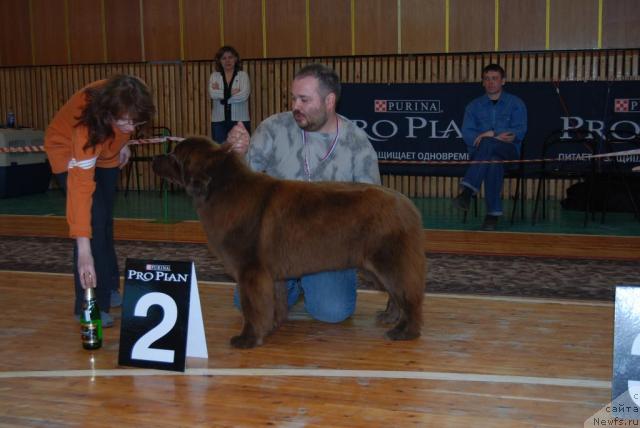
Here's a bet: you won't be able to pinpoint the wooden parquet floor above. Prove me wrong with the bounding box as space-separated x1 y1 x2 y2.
0 271 612 427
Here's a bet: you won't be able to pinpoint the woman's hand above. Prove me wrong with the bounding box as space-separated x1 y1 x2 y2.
76 237 96 289
119 144 132 169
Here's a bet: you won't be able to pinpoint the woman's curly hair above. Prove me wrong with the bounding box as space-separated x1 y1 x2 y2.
76 74 156 150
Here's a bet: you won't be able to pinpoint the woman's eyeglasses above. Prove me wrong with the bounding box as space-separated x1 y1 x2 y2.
114 119 147 128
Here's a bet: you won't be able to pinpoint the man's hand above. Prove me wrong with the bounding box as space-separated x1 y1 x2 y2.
232 88 240 95
474 130 496 147
227 122 250 154
496 132 515 143
119 144 131 169
211 82 220 90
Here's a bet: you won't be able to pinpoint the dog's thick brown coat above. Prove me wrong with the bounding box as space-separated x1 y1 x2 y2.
152 137 426 348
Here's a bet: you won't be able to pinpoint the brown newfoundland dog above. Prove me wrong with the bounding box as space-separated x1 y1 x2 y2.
152 137 425 348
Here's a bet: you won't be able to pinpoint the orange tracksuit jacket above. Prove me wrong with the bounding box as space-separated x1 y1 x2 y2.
44 80 131 239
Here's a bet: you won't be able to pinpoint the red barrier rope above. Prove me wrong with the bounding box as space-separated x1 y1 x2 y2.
0 136 185 153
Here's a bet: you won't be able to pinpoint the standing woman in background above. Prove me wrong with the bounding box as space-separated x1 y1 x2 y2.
208 46 251 142
44 74 155 327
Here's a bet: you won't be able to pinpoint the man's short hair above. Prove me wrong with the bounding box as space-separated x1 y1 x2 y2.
482 63 505 78
294 64 341 102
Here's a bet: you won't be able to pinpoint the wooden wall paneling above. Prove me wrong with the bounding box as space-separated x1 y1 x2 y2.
354 0 397 55
182 0 220 61
25 68 38 129
245 60 257 126
509 54 521 82
189 61 199 137
309 0 351 57
273 60 282 117
253 60 264 124
4 68 17 126
569 51 578 80
142 0 181 62
498 0 545 52
265 0 306 58
369 56 378 83
543 52 553 81
104 0 143 63
405 55 414 83
413 55 423 82
0 70 6 123
421 55 430 83
375 56 383 82
268 61 277 117
628 50 639 79
612 51 622 80
0 0 32 66
549 0 598 50
449 0 494 53
444 54 452 82
602 0 640 49
598 51 608 80
223 0 263 60
585 51 595 81
452 55 462 82
200 62 211 136
67 0 104 64
560 52 569 81
206 61 216 136
401 0 445 54
257 61 267 122
30 0 67 65
15 68 28 127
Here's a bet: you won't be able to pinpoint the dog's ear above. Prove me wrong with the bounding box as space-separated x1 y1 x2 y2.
185 170 212 199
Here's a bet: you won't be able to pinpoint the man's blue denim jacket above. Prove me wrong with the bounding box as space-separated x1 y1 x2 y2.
461 91 528 157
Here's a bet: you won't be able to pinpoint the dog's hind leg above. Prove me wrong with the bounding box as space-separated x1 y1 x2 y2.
231 267 274 349
360 270 400 325
273 280 288 331
368 237 425 341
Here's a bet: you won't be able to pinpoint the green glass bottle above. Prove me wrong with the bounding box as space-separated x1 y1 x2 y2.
80 287 102 350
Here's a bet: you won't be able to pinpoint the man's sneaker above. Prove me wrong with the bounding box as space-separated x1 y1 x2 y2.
101 311 114 328
110 289 122 308
481 215 499 231
452 190 472 211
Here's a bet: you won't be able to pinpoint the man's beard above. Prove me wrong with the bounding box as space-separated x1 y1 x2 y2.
293 110 327 132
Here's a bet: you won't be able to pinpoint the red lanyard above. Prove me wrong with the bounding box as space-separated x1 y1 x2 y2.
302 118 340 181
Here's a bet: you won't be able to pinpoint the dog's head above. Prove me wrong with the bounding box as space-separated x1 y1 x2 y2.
152 137 233 200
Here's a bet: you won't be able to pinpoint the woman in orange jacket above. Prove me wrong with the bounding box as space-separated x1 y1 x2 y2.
45 74 155 327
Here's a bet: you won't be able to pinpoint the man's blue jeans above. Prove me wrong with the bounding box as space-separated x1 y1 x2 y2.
461 137 519 216
233 269 357 323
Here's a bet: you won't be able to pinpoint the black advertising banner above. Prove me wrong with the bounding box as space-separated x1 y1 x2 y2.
339 81 640 176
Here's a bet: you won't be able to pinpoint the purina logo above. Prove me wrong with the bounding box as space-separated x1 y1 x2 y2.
146 264 171 272
374 99 442 114
615 98 640 113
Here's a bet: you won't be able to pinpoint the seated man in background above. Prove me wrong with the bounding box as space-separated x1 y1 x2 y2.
453 63 527 231
227 63 380 323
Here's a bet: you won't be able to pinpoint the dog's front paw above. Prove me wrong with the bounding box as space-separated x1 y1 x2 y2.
376 309 400 324
230 334 262 349
385 323 421 341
